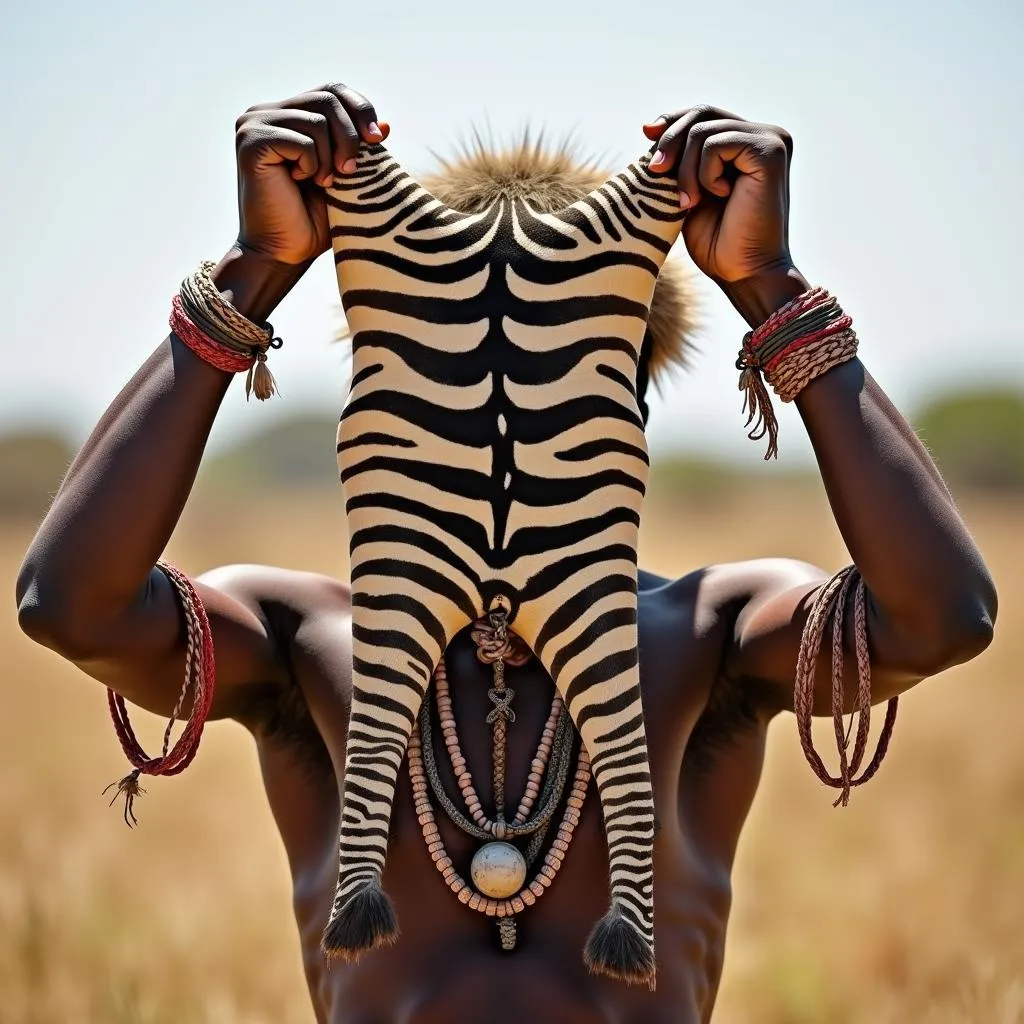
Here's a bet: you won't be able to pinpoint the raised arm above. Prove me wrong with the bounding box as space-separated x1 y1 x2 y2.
16 82 386 720
644 106 997 712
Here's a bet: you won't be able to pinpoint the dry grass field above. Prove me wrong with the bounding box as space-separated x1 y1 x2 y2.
1 479 1021 1023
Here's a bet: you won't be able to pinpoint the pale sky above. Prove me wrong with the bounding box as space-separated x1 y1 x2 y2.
2 0 1022 464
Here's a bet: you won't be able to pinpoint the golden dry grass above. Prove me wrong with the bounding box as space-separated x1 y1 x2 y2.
1 481 1021 1023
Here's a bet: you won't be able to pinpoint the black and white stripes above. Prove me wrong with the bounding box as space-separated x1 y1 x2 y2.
322 144 682 986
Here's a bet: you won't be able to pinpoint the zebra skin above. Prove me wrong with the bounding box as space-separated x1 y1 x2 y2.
322 142 683 986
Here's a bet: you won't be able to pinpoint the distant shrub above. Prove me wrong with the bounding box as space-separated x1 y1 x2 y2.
913 388 1024 492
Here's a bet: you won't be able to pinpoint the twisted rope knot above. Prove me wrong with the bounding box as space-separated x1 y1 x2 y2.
470 613 533 667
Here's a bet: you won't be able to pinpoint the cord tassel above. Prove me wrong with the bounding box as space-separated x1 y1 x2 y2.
175 262 285 403
246 352 280 401
736 288 859 459
738 358 780 461
102 769 146 828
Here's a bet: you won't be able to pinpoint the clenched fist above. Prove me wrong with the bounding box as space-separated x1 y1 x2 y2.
643 106 807 324
234 82 389 265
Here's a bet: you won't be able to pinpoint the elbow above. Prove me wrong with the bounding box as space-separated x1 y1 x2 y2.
958 569 999 664
16 563 63 652
899 585 997 676
15 559 49 643
17 597 66 654
940 605 996 669
16 562 99 661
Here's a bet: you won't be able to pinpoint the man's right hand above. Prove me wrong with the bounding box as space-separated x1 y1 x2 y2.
234 82 389 266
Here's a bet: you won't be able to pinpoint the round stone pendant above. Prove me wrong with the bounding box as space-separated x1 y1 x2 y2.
470 841 527 898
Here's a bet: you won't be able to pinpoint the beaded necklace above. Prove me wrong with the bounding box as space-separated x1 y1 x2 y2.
407 608 591 951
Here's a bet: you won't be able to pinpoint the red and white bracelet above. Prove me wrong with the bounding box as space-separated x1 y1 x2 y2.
736 287 858 459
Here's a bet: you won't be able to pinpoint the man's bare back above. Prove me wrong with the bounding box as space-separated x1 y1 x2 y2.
210 560 804 1023
15 82 996 1023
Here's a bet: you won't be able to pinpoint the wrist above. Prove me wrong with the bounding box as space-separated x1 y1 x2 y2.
722 262 811 329
211 243 312 323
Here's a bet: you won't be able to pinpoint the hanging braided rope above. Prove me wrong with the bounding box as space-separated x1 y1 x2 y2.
104 561 216 826
793 566 898 807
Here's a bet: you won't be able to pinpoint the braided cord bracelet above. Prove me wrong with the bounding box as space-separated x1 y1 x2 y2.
104 562 216 826
794 567 899 807
171 260 284 401
737 287 859 459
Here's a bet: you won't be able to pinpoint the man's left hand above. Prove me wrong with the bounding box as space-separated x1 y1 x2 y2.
644 106 795 287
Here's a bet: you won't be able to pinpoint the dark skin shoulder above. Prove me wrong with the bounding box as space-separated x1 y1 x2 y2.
176 552 918 1022
15 82 996 1022
179 558 787 1023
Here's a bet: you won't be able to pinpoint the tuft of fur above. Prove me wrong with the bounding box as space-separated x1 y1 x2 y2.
320 880 399 960
643 252 698 385
421 131 610 219
583 906 657 989
420 132 696 385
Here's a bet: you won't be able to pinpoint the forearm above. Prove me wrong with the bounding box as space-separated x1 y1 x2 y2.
796 355 996 668
17 246 304 631
722 265 996 677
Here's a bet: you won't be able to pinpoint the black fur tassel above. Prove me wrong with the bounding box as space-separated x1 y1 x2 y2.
321 880 399 960
583 906 656 989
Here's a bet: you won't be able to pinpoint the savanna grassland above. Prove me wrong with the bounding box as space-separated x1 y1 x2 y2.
2 479 1021 1023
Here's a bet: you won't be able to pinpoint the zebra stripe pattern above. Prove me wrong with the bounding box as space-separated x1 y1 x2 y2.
323 143 682 986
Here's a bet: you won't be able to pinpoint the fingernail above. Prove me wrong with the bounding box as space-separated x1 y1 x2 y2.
367 121 383 141
343 158 358 173
651 149 666 167
323 175 335 188
679 191 692 209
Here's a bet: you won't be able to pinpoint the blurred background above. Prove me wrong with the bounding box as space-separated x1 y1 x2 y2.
1 1 1022 1021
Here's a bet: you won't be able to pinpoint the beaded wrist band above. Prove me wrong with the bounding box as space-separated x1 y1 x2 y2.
170 260 283 401
736 287 858 459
